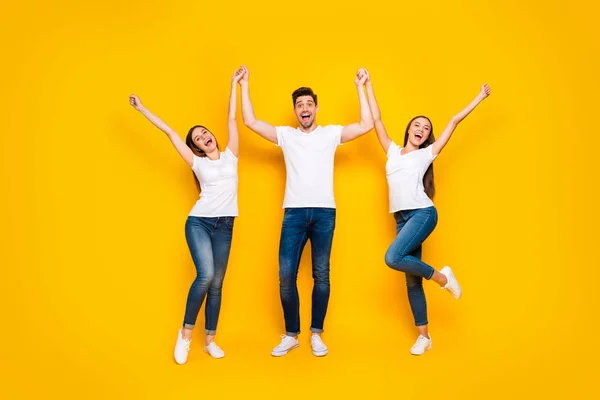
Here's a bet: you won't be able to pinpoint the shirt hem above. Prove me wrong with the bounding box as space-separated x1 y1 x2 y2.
282 204 337 209
188 212 239 218
389 204 435 213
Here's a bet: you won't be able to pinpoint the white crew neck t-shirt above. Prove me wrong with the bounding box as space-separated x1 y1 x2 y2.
188 147 239 217
275 125 343 209
386 141 437 213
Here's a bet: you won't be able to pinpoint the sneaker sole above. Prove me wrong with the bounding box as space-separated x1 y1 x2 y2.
312 349 328 357
410 345 432 356
271 344 299 357
204 348 225 359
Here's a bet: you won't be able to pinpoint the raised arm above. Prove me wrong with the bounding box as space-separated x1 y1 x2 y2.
364 71 392 153
432 84 491 156
340 68 374 144
227 67 245 157
129 95 194 167
239 65 278 144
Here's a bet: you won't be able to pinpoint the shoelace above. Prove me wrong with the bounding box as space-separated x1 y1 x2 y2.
278 334 295 348
415 336 429 347
311 336 324 347
207 342 222 351
182 338 191 352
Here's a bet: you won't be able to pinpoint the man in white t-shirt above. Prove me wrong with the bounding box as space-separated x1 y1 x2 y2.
239 65 373 357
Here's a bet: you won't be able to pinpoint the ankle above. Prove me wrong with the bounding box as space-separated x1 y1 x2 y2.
433 270 448 286
182 328 193 340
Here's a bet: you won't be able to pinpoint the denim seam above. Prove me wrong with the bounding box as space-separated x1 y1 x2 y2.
287 227 307 335
414 209 436 280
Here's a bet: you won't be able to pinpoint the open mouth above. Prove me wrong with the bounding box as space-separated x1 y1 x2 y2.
204 138 213 146
301 113 311 123
415 133 423 140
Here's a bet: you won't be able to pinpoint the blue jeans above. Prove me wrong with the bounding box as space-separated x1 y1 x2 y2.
279 208 336 336
384 207 438 326
183 216 234 334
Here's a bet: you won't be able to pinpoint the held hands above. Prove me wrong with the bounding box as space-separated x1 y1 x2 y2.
355 68 369 87
362 68 371 84
232 66 245 85
480 84 491 99
129 94 144 111
236 65 249 85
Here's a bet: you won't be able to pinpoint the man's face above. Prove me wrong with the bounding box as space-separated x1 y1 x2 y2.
294 95 318 129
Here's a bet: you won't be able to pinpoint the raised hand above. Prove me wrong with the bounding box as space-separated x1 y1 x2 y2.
362 68 371 83
232 66 245 84
129 94 144 111
431 83 492 156
240 65 249 84
355 68 368 86
480 84 491 99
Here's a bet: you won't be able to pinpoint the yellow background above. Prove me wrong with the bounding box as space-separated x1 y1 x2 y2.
1 0 598 398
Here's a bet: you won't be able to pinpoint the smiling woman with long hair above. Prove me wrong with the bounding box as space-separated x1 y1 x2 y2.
129 66 245 364
365 70 491 355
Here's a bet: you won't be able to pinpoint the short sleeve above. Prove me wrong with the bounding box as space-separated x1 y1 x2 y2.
224 146 239 162
425 145 438 162
275 126 294 147
191 155 202 172
386 141 400 159
327 125 344 146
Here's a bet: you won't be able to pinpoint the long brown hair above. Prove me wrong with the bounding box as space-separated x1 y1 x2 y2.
185 125 220 192
403 116 435 199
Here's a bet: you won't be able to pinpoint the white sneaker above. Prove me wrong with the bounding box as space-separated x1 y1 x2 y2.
271 335 299 357
440 266 462 299
410 334 432 355
174 329 191 364
204 341 225 359
310 334 328 357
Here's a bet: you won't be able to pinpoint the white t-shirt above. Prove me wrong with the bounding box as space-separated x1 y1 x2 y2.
275 125 343 209
386 141 437 213
188 147 239 217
